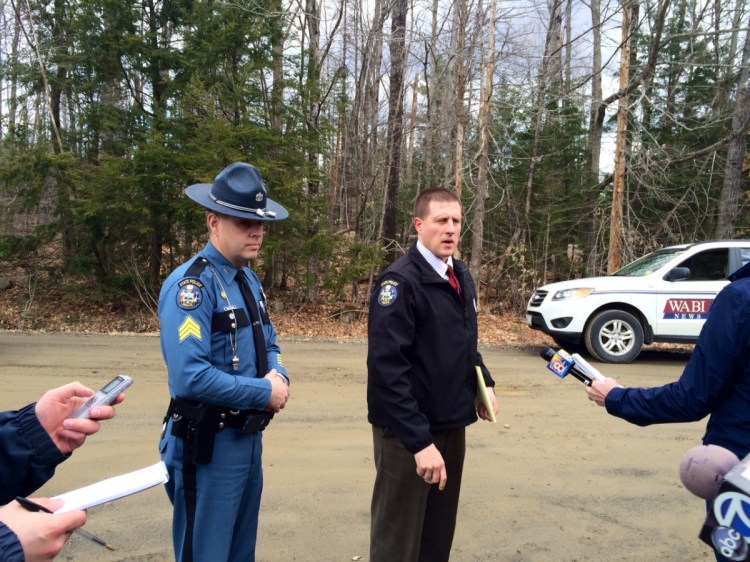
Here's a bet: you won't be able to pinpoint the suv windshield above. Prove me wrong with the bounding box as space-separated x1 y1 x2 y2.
612 247 688 277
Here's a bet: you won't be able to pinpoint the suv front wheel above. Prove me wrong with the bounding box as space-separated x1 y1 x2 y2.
584 309 644 364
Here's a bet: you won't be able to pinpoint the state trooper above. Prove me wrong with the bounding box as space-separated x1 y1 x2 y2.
158 162 290 562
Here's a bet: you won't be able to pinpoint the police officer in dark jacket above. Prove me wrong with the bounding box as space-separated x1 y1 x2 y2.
367 187 498 562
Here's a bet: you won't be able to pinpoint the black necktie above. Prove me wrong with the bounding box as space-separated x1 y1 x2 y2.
238 273 268 377
447 264 462 300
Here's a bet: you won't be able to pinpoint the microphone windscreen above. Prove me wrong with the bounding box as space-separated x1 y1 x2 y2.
539 346 556 361
679 444 739 500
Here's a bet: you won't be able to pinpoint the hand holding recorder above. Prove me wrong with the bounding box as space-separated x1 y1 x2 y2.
38 376 130 454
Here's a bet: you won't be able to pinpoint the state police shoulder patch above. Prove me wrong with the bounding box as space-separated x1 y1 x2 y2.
377 280 399 307
177 278 204 310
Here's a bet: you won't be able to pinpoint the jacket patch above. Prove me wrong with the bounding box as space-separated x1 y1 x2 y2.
178 315 202 342
177 279 204 310
378 281 399 307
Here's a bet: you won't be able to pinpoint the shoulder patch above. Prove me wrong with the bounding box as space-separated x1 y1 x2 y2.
177 279 204 310
377 281 399 307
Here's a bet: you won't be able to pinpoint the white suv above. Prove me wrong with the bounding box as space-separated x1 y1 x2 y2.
525 240 750 363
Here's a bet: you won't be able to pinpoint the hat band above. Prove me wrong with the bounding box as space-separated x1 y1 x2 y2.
210 193 277 218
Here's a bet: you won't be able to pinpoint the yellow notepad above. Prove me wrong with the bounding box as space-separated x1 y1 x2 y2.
475 366 496 423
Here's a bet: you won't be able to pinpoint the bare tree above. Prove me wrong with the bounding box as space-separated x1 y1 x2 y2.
380 0 408 264
468 0 496 295
586 0 603 177
607 0 635 274
716 20 750 238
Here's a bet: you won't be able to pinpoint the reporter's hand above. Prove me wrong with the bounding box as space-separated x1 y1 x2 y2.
586 378 621 407
414 444 447 490
35 382 125 454
0 498 86 561
263 369 290 413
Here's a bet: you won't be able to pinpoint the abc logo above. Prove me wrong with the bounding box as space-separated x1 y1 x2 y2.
714 491 750 541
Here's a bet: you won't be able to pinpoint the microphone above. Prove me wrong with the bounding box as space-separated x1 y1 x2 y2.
539 346 607 387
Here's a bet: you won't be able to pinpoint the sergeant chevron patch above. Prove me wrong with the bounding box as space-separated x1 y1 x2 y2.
178 315 202 342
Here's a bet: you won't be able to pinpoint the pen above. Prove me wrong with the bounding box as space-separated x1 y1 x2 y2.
14 496 116 551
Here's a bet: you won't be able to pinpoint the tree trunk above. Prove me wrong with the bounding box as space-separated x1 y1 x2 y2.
469 0 496 301
716 21 750 238
607 0 634 274
452 0 467 197
586 0 602 177
380 0 408 264
305 0 322 303
519 0 562 252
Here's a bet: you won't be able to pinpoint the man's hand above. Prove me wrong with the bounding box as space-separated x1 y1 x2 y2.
477 388 498 421
35 382 124 454
264 369 290 413
586 378 621 407
414 444 447 490
0 498 86 561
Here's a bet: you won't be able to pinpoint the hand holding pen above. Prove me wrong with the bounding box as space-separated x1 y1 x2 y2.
0 497 113 560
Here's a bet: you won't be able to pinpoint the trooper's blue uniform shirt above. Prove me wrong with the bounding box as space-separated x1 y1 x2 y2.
605 262 750 460
158 241 287 562
159 241 287 407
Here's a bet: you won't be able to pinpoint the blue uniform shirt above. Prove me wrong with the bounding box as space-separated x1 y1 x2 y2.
158 241 288 410
605 264 750 459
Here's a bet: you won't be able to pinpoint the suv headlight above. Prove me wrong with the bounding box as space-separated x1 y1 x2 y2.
551 288 595 300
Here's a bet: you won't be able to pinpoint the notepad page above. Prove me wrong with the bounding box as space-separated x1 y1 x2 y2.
52 461 169 513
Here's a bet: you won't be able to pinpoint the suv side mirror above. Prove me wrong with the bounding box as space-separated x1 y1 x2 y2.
665 266 691 281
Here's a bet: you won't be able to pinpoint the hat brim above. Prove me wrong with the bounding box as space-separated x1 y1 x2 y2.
185 183 289 222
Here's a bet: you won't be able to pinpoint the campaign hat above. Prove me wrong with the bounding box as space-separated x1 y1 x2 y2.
185 162 289 221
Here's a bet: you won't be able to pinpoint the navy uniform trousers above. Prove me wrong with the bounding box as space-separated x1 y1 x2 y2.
160 417 263 562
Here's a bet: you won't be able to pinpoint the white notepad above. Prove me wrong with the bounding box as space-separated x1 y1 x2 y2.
52 461 169 513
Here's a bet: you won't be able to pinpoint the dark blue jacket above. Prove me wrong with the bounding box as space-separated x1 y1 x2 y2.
367 244 494 454
605 263 750 459
0 403 68 562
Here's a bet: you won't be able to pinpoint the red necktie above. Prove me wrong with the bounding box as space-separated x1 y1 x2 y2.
447 264 461 298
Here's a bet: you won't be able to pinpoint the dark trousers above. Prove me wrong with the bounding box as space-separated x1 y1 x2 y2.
370 425 466 562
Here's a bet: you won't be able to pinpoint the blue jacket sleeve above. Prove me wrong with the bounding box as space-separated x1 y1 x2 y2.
0 523 23 562
0 404 68 504
605 282 750 425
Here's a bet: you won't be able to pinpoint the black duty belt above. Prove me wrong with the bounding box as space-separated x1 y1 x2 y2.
168 397 273 435
165 397 272 465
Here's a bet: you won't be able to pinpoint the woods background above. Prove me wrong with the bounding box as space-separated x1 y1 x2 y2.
1 0 749 327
